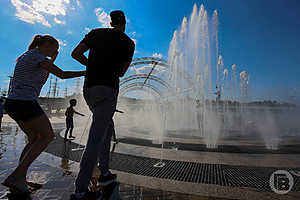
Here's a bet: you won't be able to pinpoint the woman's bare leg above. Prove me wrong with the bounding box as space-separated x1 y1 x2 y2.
17 122 40 164
8 114 54 182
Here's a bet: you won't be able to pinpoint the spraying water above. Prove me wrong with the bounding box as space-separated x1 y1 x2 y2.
113 3 289 151
168 4 220 148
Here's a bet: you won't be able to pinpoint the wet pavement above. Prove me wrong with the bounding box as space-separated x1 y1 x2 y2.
0 117 300 199
0 121 232 200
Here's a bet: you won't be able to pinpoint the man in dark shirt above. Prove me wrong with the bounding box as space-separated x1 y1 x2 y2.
70 10 135 200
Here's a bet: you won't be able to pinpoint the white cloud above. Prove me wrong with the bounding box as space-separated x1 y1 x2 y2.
84 27 91 33
94 8 110 28
31 0 68 16
129 31 136 37
11 0 51 27
152 53 163 59
58 39 67 47
10 0 81 27
54 17 66 24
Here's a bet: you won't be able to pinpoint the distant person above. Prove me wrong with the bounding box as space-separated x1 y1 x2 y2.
0 98 4 132
1 34 85 194
70 10 135 200
64 99 85 142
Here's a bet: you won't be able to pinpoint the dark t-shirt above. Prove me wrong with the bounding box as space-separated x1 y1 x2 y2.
81 28 135 89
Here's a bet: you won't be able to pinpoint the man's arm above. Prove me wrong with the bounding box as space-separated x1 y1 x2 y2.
71 42 89 66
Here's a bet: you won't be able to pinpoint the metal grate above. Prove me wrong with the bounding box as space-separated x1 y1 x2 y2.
45 131 300 192
109 152 300 192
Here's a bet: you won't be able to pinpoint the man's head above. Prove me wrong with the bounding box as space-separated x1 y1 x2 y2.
110 10 126 32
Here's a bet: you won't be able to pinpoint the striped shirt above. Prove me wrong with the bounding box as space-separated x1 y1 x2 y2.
8 49 48 101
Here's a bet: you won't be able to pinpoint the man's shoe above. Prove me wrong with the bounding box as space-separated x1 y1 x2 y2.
98 172 117 186
69 191 99 200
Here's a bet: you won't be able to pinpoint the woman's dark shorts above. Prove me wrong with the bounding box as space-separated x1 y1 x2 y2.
4 99 45 122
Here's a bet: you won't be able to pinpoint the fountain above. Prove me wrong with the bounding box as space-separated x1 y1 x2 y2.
166 4 282 150
115 3 299 152
167 4 224 148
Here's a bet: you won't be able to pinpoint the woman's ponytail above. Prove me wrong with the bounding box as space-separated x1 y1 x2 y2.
28 35 42 50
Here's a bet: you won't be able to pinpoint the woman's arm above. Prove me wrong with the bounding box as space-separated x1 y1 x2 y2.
40 60 85 79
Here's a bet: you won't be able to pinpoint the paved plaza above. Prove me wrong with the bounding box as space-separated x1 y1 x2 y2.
0 116 300 199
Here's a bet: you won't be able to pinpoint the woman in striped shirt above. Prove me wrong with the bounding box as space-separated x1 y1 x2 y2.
2 34 85 194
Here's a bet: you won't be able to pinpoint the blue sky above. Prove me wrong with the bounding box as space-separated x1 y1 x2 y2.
0 0 300 102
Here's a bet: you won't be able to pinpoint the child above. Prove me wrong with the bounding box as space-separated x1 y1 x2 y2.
64 99 84 142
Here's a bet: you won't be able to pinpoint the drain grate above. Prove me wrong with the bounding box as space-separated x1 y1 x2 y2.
110 153 229 186
110 153 300 192
224 166 275 191
46 132 300 192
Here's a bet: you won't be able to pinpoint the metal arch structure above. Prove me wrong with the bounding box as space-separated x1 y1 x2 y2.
130 57 194 87
119 57 169 98
120 74 171 89
119 82 163 97
119 57 197 98
131 57 168 65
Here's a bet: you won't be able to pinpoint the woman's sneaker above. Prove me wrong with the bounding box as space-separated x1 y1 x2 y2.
98 172 117 186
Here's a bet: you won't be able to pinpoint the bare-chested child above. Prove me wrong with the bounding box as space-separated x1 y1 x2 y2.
64 99 84 142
